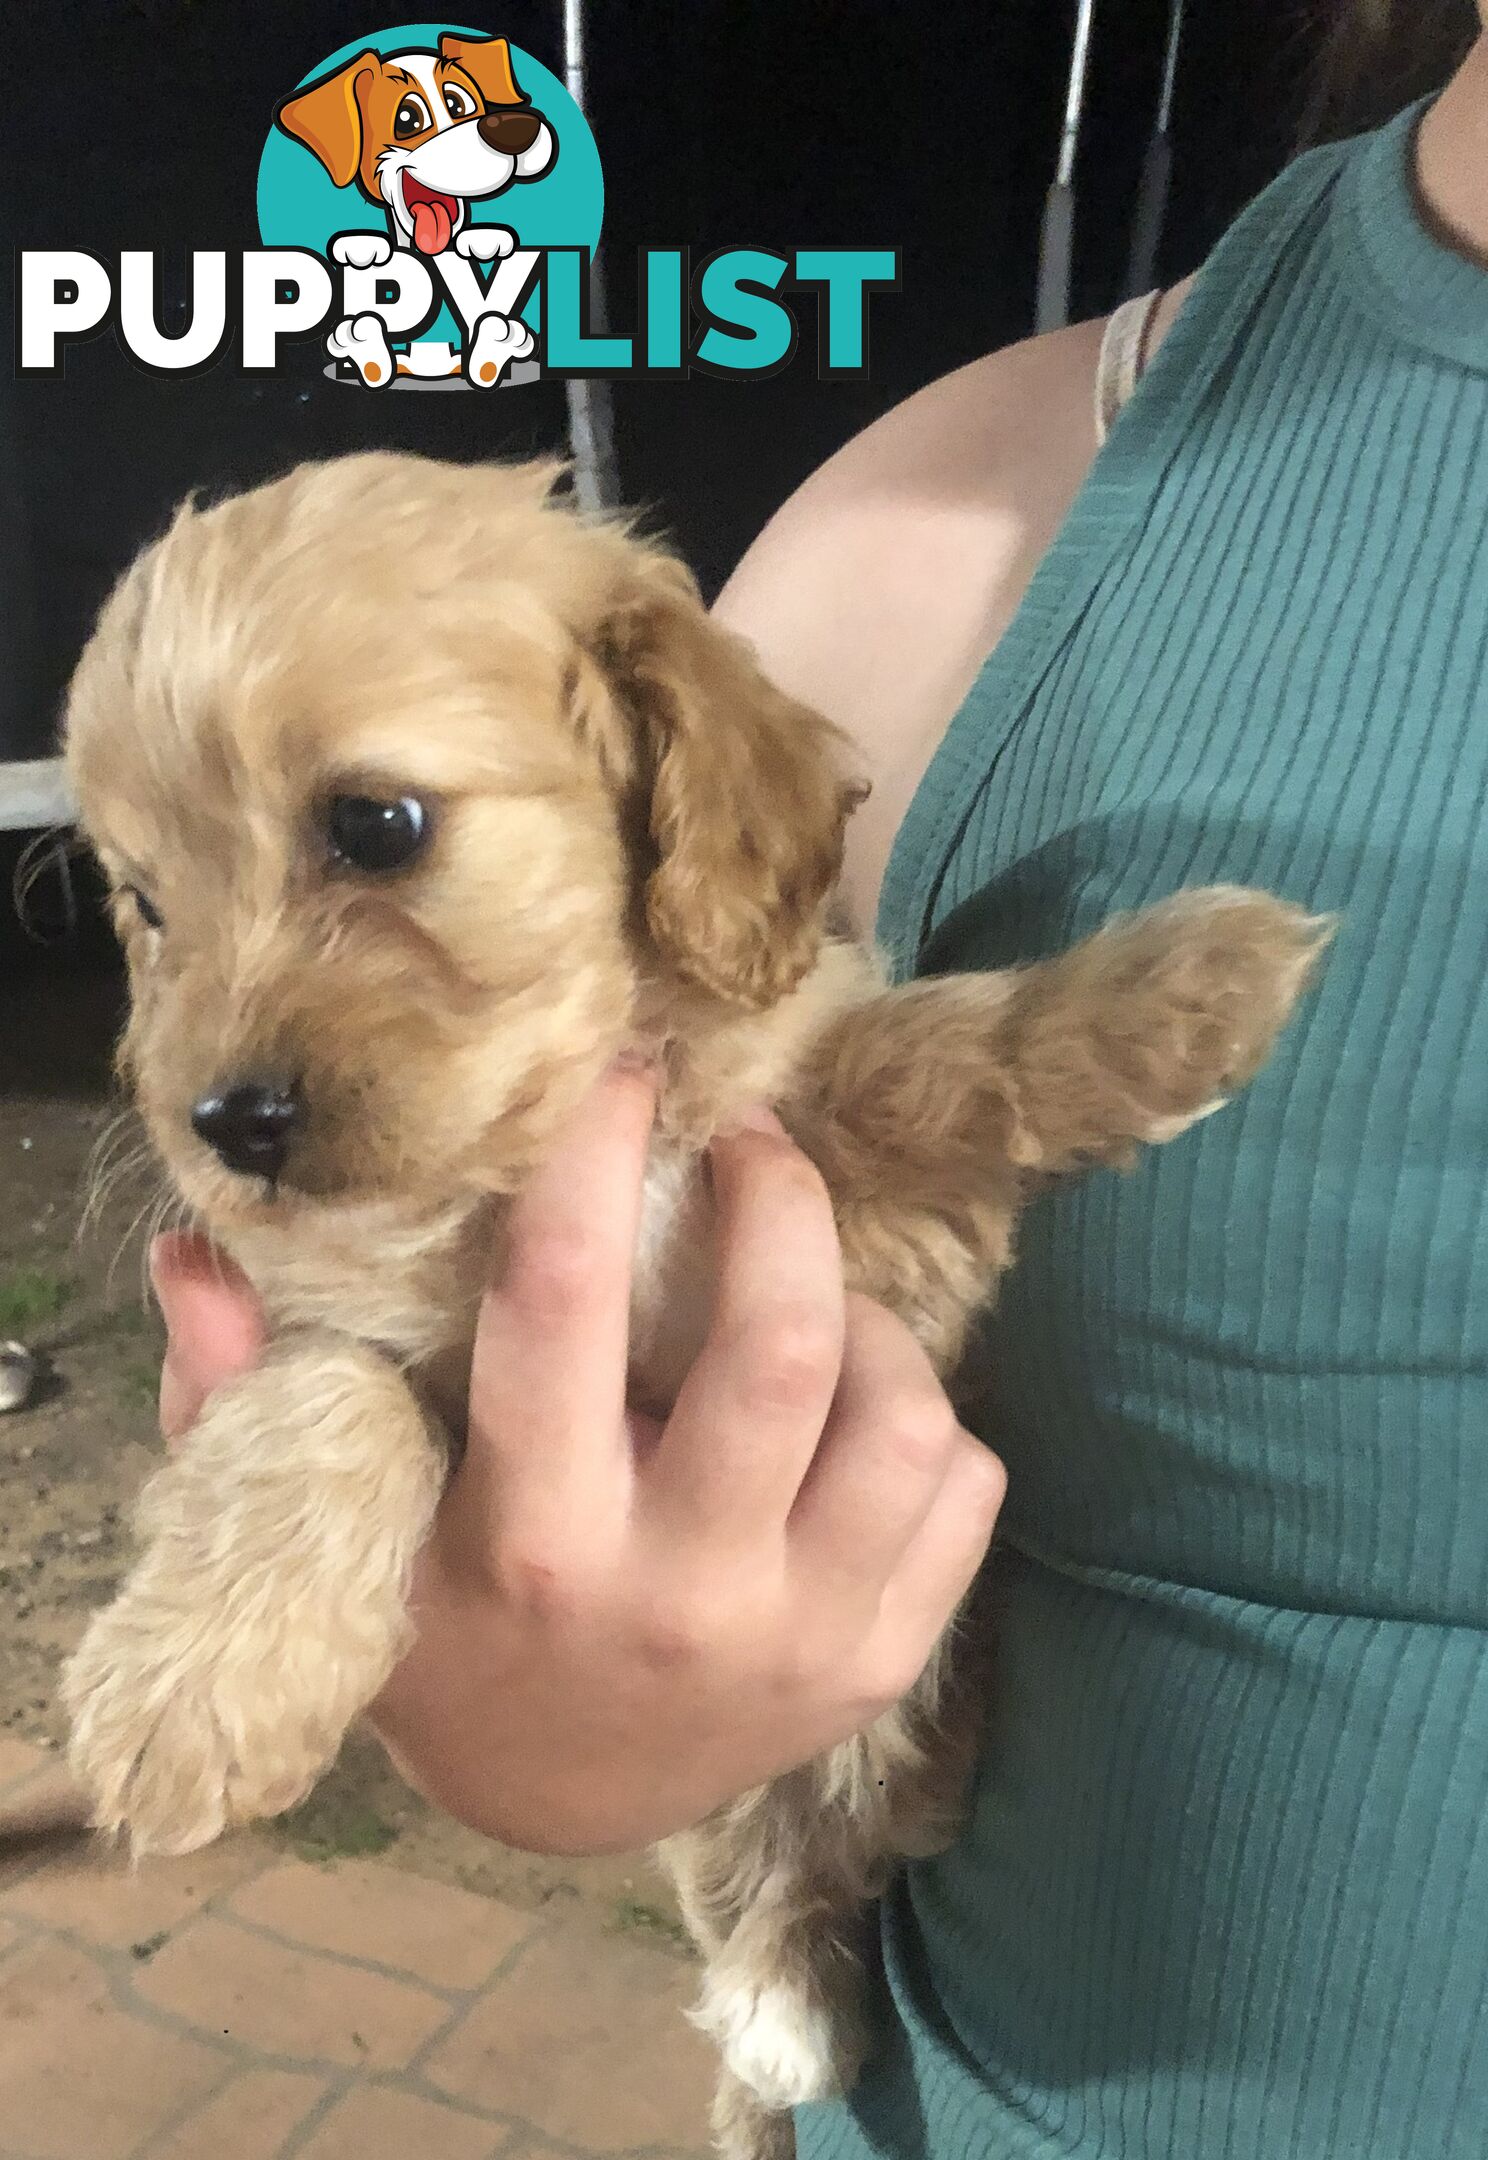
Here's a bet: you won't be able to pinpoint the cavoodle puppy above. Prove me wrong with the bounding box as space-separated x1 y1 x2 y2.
60 452 1327 2159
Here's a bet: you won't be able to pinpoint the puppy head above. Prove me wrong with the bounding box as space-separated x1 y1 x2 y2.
64 453 858 1235
276 37 554 252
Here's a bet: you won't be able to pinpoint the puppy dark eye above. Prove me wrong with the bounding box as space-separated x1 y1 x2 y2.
325 794 429 874
128 885 163 930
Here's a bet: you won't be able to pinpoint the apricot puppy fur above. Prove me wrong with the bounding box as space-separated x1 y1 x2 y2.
60 453 1328 2160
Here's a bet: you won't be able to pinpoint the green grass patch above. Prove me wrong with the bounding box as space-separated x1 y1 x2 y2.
609 1896 691 1950
117 1356 162 1410
271 1791 399 1864
0 1268 75 1334
101 1304 156 1339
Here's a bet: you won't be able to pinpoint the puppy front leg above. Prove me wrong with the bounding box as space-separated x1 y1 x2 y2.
799 888 1330 1367
63 1332 444 1859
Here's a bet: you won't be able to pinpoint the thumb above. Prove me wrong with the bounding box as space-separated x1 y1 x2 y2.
150 1231 265 1444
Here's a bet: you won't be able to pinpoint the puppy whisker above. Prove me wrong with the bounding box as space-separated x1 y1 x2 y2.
79 1108 159 1246
106 1176 175 1308
12 823 87 941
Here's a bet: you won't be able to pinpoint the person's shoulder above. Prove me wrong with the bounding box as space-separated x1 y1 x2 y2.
716 310 1107 697
713 313 1106 933
715 284 1197 933
718 276 1198 687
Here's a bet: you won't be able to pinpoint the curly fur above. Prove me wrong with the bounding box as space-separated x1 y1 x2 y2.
59 451 1330 2159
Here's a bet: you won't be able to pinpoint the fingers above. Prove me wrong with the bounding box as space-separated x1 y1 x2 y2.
458 1064 656 1539
874 1436 1005 1665
642 1109 845 1541
149 1231 265 1445
787 1293 969 1590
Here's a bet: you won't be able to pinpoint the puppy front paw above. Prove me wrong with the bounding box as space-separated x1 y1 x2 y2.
694 1969 866 2110
61 1334 444 1858
63 1597 340 1857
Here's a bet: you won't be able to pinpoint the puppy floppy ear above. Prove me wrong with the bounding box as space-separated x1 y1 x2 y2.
581 549 866 1010
438 33 527 107
276 52 377 188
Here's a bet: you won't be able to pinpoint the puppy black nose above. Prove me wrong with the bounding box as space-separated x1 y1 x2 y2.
191 1080 303 1180
478 108 543 154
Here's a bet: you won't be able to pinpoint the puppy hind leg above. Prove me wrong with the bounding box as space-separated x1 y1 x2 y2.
665 1694 956 2120
665 1779 870 2116
664 1668 973 2145
693 1911 870 2115
62 1332 444 1859
712 2069 796 2160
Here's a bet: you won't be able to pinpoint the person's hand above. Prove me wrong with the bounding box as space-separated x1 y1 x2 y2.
372 1070 1005 1851
150 1069 1006 1854
150 1232 265 1443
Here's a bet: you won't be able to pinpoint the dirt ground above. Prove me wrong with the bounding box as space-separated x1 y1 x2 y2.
0 937 684 1941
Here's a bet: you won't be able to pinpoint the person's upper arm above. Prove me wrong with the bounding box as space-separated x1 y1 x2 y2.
715 282 1194 941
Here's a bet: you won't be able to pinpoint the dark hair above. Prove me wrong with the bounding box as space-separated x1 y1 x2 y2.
1299 0 1477 146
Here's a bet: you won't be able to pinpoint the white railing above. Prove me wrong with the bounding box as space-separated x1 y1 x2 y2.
0 759 72 834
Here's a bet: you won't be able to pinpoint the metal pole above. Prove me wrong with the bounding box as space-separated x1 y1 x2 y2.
562 0 621 511
1156 0 1185 139
1123 0 1184 299
1035 0 1097 334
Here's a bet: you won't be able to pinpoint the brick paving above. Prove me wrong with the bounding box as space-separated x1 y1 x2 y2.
0 1740 714 2160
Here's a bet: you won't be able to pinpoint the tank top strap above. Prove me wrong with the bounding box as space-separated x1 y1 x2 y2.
1094 288 1164 445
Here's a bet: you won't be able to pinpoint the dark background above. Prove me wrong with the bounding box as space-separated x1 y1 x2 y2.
1 0 1341 777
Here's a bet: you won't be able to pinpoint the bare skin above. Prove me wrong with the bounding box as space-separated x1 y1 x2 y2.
152 28 1488 1853
1416 28 1488 266
715 283 1189 941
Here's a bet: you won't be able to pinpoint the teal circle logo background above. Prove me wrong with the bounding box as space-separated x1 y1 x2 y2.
256 23 603 340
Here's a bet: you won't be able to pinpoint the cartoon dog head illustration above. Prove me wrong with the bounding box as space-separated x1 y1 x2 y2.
276 34 555 257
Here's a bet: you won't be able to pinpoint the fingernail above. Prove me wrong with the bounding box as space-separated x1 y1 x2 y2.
147 1239 175 1315
148 1230 205 1313
157 1353 188 1446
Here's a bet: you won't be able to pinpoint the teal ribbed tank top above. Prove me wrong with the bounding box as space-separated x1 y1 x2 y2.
797 102 1488 2160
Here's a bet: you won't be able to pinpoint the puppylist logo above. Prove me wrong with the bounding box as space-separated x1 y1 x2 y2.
15 21 899 391
260 26 593 388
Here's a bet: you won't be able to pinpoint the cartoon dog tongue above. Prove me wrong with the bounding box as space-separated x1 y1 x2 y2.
411 196 453 255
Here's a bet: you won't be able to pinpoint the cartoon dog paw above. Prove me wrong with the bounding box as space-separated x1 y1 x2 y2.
454 224 518 263
465 311 535 388
327 312 394 387
330 232 393 271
